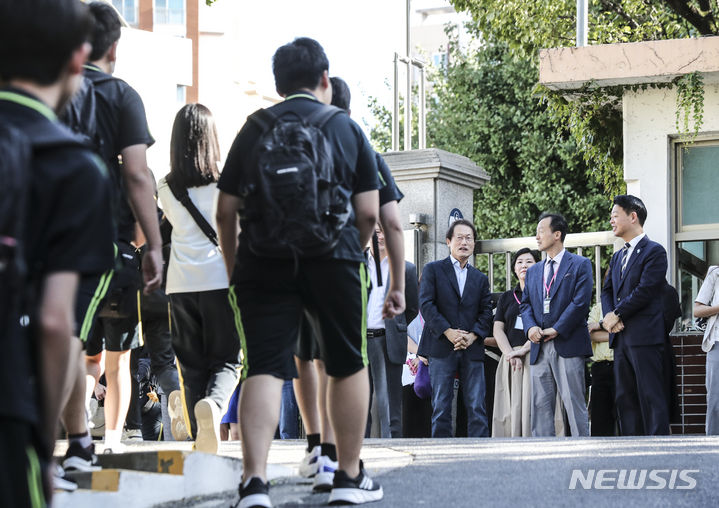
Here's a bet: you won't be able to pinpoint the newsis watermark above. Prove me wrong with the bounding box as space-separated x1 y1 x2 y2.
569 469 699 490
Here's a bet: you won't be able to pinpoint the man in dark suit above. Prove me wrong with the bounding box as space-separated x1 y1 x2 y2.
601 195 670 435
520 213 593 437
366 225 419 438
417 219 493 437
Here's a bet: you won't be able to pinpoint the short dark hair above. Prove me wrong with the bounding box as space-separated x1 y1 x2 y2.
87 1 122 61
446 219 477 241
0 0 94 85
613 194 647 226
512 248 540 267
538 212 568 242
511 248 540 280
330 76 351 111
272 37 329 96
167 103 221 190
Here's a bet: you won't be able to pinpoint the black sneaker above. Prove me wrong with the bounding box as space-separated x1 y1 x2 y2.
328 461 383 505
62 441 101 472
238 477 272 508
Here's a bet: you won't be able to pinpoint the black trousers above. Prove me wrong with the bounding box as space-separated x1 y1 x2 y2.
590 361 616 436
401 385 432 437
170 289 240 438
0 418 45 508
614 339 670 436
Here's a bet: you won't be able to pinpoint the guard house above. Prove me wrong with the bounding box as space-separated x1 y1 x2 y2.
539 36 719 433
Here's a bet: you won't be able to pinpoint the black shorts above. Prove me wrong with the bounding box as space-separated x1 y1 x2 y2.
74 270 114 343
295 313 321 362
0 418 46 508
229 257 369 379
85 315 140 356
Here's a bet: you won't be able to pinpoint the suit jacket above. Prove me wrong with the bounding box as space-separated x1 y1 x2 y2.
601 235 668 347
384 261 419 364
520 251 594 365
417 257 493 360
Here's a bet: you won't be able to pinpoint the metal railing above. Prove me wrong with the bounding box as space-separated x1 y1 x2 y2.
475 231 617 305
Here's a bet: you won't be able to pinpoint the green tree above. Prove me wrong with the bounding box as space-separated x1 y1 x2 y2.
425 42 608 240
450 0 719 192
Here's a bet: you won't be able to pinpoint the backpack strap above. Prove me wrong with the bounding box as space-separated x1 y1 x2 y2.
306 104 344 129
248 108 279 134
166 178 219 247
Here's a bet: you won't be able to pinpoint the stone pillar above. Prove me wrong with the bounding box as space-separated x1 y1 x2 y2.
382 148 489 272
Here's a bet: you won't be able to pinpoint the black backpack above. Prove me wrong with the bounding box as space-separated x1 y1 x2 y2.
59 75 110 155
240 105 352 259
0 118 87 332
0 124 31 331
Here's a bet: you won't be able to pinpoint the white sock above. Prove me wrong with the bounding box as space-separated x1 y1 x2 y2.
104 429 121 447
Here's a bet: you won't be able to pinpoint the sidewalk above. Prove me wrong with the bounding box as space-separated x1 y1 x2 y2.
54 436 719 507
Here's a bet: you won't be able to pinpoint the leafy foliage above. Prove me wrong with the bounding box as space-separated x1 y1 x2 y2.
450 0 718 191
425 42 609 240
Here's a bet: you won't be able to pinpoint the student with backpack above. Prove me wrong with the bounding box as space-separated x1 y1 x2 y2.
0 0 114 502
157 103 240 453
63 1 162 456
216 38 384 507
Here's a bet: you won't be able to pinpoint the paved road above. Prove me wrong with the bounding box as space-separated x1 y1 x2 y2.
174 436 719 507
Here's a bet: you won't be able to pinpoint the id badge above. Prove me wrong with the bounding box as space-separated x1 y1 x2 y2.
543 298 551 314
514 315 523 330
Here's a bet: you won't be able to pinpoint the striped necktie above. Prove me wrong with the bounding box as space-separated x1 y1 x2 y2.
620 242 631 275
545 259 555 297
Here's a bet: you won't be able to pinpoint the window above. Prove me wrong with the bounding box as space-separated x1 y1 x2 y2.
674 140 719 331
112 0 137 26
176 85 186 107
154 0 185 26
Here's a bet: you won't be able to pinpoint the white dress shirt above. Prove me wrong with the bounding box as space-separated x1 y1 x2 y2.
622 232 646 268
543 248 566 287
451 255 468 297
367 253 390 329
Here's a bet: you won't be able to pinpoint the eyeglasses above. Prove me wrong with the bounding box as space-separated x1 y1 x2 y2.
453 235 474 243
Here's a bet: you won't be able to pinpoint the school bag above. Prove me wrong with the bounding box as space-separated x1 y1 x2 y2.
0 117 88 331
240 104 353 259
0 124 31 332
59 75 112 155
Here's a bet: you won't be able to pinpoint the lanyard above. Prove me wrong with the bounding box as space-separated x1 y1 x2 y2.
513 290 521 305
543 269 558 297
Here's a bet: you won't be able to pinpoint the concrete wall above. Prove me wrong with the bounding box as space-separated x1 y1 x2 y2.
622 78 719 273
114 27 192 178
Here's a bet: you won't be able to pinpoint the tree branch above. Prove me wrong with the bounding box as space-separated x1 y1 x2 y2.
662 0 718 35
598 0 641 29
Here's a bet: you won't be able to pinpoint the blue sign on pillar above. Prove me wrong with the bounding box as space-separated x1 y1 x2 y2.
448 208 464 227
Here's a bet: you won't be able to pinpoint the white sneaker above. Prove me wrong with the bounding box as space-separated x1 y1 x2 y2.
168 390 189 441
53 464 78 492
122 428 143 441
312 455 338 492
298 445 321 478
194 398 220 454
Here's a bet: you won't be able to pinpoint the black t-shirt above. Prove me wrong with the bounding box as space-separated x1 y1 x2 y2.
218 93 380 263
0 89 115 424
494 286 528 348
376 153 403 206
84 64 155 242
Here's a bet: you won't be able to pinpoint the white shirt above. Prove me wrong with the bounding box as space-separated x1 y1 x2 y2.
157 178 229 294
543 248 566 287
695 266 719 352
451 255 468 297
367 253 390 329
622 232 646 268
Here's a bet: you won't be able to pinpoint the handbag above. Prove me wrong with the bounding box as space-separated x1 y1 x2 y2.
413 361 431 400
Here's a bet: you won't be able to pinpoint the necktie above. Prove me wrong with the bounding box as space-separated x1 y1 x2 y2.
620 242 631 275
545 259 555 297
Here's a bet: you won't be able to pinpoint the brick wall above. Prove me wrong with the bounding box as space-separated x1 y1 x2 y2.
670 333 706 434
